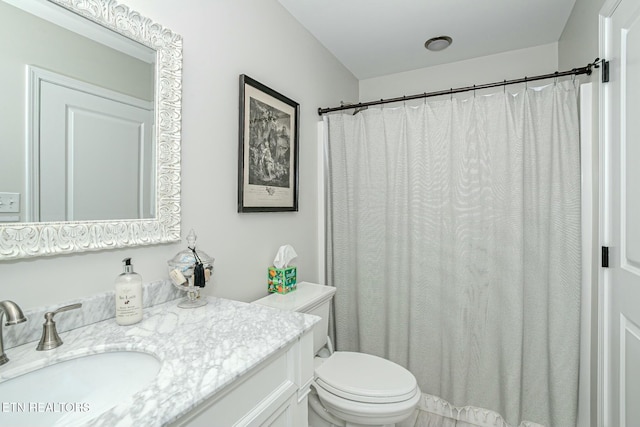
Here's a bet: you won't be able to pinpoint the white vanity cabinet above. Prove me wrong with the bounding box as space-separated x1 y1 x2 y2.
170 329 314 427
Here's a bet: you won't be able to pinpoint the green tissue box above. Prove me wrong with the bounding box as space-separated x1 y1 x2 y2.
268 266 297 294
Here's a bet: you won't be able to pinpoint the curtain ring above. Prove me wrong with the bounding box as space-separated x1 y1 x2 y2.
473 85 476 98
450 88 453 102
423 93 427 105
524 77 528 90
554 71 559 86
503 80 506 94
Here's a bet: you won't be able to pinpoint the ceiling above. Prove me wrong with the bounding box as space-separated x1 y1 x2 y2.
277 0 577 80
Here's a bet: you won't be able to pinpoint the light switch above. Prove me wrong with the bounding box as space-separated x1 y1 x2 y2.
0 192 20 213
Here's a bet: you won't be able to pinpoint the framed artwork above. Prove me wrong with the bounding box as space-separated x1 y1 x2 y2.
238 74 299 212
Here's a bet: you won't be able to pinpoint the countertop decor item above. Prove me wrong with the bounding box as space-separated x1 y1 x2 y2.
268 244 298 294
115 258 143 324
238 74 299 212
167 230 214 308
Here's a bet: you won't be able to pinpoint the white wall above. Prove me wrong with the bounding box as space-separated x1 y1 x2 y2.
0 0 357 310
559 0 606 71
359 42 558 102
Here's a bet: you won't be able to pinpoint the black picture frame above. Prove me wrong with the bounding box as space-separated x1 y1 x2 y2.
238 75 300 212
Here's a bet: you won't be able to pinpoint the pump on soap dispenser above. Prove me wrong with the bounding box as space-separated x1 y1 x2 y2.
115 257 143 325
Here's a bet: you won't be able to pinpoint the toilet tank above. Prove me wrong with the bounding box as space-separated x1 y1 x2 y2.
253 282 336 354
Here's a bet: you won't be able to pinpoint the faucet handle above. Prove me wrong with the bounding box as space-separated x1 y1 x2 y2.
36 303 82 351
48 303 82 318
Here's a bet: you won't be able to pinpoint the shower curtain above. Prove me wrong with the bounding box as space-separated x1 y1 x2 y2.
325 81 581 427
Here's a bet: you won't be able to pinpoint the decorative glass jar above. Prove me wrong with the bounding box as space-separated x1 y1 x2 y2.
167 230 214 308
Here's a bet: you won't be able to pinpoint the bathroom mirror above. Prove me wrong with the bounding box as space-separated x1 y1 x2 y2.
0 0 182 259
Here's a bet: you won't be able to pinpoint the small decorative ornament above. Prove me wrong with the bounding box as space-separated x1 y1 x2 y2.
167 229 214 308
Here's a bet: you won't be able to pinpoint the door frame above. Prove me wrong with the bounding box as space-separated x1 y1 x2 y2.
599 1 624 426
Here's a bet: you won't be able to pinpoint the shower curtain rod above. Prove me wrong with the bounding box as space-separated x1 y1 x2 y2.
317 58 603 115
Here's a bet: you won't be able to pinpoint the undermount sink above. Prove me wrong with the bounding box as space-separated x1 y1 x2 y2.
0 351 161 427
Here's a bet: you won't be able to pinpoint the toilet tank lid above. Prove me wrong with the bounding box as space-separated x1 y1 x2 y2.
253 282 336 312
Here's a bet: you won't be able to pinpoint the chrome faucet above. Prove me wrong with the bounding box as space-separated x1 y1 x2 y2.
0 300 27 366
36 303 82 351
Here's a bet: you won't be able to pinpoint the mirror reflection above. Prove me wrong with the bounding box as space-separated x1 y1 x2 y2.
0 0 156 223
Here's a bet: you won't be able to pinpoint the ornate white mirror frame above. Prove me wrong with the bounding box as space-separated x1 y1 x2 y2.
0 0 182 260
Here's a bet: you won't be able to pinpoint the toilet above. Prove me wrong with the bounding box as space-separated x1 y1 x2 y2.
253 282 421 427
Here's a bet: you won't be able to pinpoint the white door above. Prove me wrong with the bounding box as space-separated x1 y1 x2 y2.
603 0 640 425
37 77 154 222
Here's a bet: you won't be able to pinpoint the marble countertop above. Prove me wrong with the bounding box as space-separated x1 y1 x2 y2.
0 296 319 426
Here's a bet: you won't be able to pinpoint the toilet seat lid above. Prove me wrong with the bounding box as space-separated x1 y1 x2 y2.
315 351 418 404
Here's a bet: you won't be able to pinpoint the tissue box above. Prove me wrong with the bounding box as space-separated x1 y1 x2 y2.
268 266 297 294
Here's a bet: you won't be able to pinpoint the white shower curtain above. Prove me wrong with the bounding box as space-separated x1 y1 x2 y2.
325 81 581 427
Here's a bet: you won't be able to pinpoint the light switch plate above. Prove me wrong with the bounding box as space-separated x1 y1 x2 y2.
0 192 20 213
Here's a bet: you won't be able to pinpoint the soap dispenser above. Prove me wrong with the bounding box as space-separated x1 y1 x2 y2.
115 257 143 325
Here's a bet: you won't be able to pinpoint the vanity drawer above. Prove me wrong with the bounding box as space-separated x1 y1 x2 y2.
172 336 303 427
